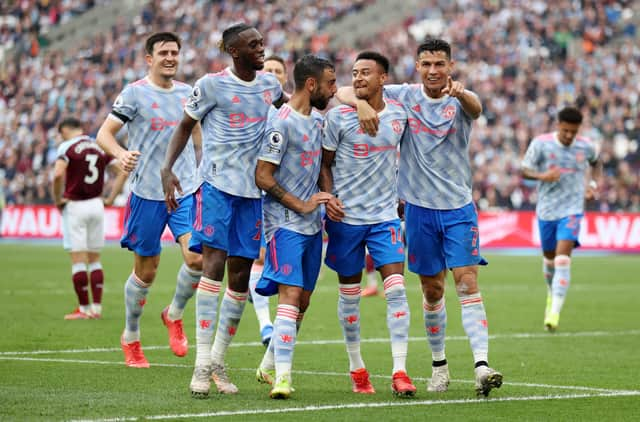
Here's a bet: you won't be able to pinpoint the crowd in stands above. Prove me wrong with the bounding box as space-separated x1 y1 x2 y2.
0 0 638 213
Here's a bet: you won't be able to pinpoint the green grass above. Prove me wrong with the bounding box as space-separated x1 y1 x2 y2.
0 243 639 421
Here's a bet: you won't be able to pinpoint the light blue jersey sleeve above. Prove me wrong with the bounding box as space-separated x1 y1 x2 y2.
185 76 216 121
522 138 542 170
322 108 342 152
259 108 289 166
383 83 409 101
111 85 138 123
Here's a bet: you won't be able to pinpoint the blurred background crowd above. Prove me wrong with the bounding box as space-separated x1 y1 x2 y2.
0 0 638 212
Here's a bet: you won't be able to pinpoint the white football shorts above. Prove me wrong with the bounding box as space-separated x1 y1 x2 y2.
61 197 105 252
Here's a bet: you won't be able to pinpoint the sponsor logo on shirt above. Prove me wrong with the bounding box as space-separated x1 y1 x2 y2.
229 112 267 128
150 117 180 131
300 150 321 167
408 118 457 136
353 143 397 157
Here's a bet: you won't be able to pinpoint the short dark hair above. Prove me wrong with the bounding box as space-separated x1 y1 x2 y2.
219 23 254 53
355 51 390 74
145 32 181 55
557 106 583 124
57 117 83 133
264 55 286 70
417 38 451 60
293 55 335 91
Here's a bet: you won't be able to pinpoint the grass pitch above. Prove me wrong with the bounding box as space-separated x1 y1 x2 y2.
0 243 638 421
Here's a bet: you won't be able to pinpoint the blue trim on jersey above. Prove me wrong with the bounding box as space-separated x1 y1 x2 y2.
256 228 322 296
188 182 262 259
120 193 193 257
538 214 583 252
405 202 488 275
324 219 405 277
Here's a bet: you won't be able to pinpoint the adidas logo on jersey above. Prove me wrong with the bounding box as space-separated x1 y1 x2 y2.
152 102 159 109
232 96 241 103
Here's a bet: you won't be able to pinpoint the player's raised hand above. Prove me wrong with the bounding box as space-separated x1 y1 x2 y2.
356 99 379 137
161 167 183 213
301 192 333 214
118 150 140 173
325 196 345 222
539 167 561 183
441 76 465 98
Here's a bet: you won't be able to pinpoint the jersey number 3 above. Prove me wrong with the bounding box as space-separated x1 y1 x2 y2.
84 154 99 185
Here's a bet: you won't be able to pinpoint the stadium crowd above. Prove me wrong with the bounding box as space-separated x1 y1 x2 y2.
0 0 638 212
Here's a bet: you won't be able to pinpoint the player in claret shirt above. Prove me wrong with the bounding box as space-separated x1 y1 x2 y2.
53 117 124 320
97 32 203 368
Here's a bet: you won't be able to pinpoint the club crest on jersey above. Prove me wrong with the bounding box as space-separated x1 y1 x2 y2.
267 131 283 154
392 120 403 134
442 105 456 119
263 91 272 105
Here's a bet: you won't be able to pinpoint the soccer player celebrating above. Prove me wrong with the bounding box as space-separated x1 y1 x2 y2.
321 51 416 397
53 117 124 320
162 23 284 397
521 106 601 332
337 39 503 397
96 32 203 367
245 54 290 348
254 54 336 399
263 55 288 93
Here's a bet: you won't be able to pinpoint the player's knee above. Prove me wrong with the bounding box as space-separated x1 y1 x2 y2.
421 277 445 302
184 254 203 272
454 271 478 296
135 268 157 284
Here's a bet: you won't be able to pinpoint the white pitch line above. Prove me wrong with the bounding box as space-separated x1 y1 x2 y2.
2 356 638 395
69 390 640 422
2 329 639 356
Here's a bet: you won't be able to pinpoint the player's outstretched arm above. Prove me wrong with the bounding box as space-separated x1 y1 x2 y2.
336 86 378 136
97 118 140 173
318 148 344 221
441 76 482 119
161 113 197 212
51 159 68 210
256 160 332 214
